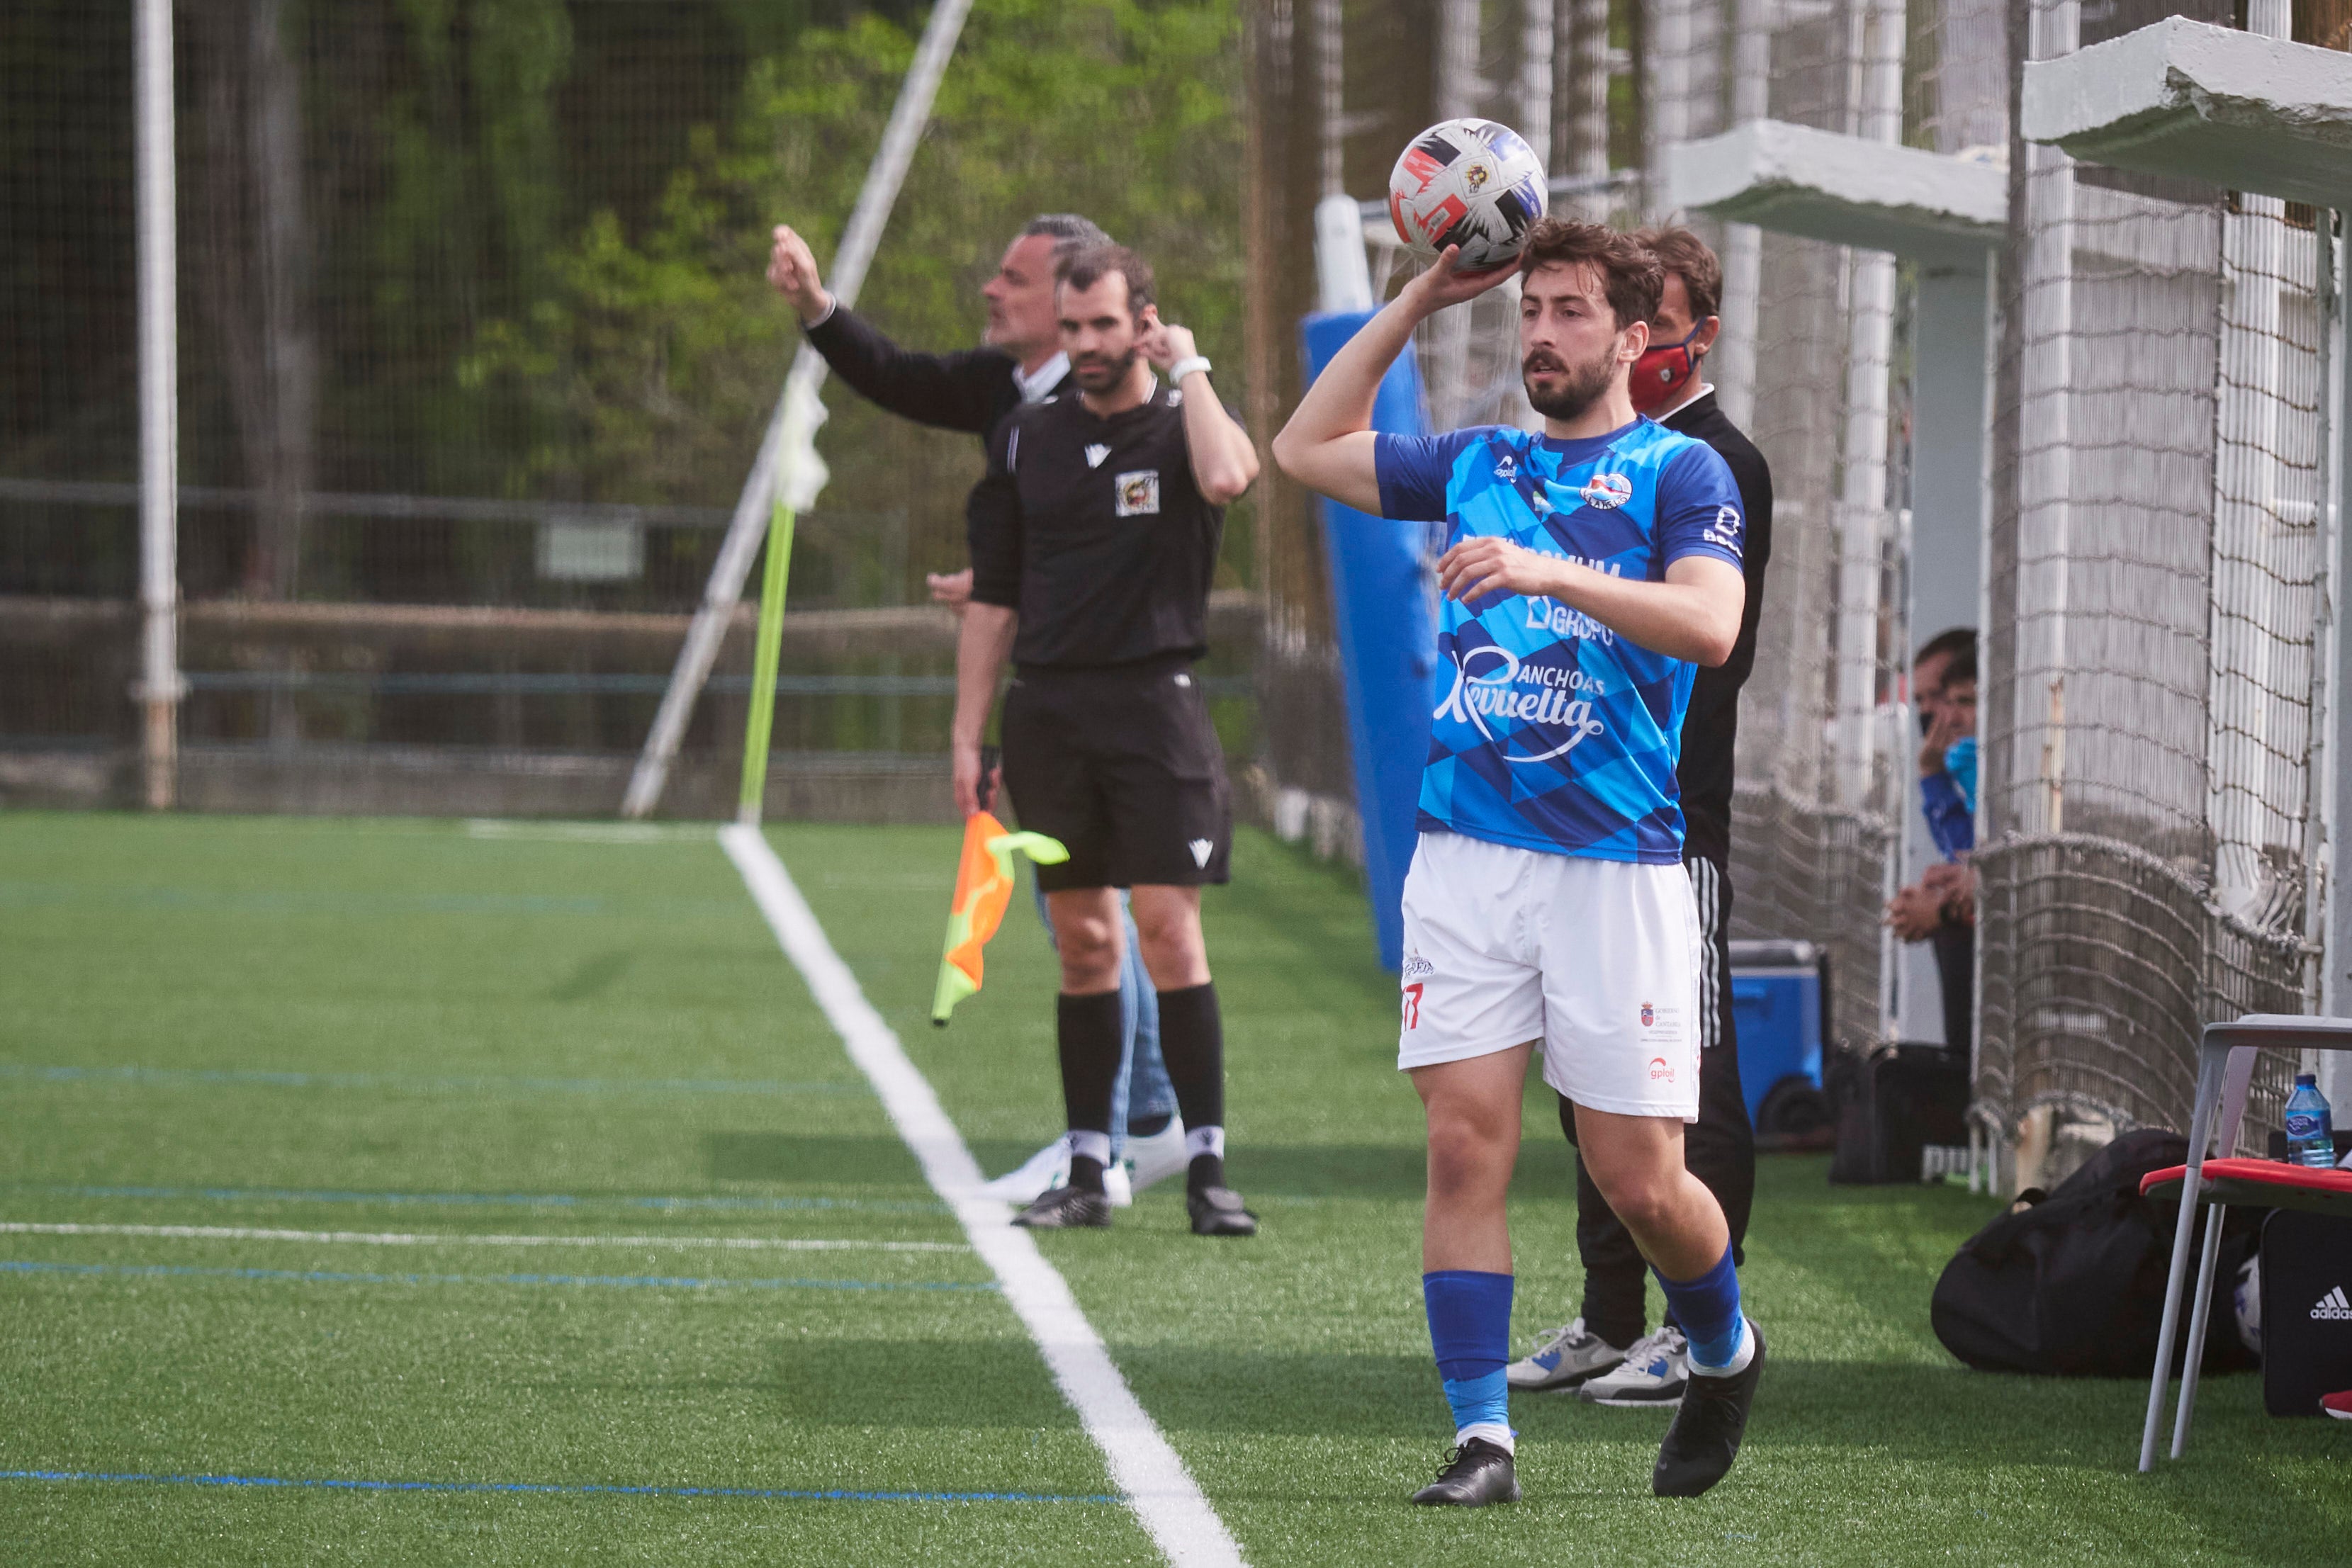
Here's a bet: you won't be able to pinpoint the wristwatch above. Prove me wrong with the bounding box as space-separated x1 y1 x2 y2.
1168 354 1212 385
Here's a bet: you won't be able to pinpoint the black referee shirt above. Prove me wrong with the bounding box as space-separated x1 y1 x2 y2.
967 381 1225 670
1664 389 1775 869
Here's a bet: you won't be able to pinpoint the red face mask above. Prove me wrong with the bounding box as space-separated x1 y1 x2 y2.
1628 323 1704 414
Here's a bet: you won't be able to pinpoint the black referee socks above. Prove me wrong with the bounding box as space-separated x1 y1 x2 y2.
1056 990 1123 1194
1156 983 1228 1192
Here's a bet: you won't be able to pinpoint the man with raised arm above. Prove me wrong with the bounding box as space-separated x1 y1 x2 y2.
1272 218 1761 1506
956 244 1262 1236
1511 225 1777 1411
767 215 1187 1207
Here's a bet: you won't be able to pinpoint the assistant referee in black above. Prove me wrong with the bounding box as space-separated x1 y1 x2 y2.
954 244 1261 1236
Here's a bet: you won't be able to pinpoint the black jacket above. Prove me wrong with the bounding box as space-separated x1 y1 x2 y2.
801 303 1070 447
1663 390 1775 869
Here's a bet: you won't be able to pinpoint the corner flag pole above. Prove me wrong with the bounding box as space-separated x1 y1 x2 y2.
621 0 977 821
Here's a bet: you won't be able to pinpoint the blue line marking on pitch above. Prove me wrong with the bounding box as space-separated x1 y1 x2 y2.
0 1469 1119 1506
0 1260 994 1293
14 1183 948 1214
0 1063 866 1098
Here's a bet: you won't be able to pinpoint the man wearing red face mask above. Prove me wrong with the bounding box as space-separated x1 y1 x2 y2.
1507 226 1777 1410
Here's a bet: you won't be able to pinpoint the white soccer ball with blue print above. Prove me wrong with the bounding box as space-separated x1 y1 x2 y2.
1387 118 1548 270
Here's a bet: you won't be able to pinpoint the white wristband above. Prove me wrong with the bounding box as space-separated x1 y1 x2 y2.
1168 354 1212 385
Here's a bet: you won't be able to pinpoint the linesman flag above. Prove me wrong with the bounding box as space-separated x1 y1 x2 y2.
931 810 1067 1026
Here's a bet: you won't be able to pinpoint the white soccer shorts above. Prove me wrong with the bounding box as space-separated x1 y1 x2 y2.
1396 830 1702 1121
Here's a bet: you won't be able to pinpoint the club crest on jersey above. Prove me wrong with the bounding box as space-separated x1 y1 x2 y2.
1085 443 1110 469
1580 472 1633 509
1115 470 1161 517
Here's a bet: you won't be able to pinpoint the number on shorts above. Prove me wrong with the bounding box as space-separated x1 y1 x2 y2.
1402 982 1424 1031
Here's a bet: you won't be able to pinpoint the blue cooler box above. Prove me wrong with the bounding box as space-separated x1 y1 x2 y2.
1727 939 1827 1134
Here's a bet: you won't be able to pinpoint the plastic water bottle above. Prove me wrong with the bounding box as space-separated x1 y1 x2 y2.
2285 1073 2334 1169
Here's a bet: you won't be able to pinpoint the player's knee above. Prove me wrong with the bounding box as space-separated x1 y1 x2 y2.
1588 1162 1677 1234
1424 1113 1511 1198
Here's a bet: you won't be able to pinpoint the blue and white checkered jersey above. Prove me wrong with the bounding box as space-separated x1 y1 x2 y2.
1375 417 1745 864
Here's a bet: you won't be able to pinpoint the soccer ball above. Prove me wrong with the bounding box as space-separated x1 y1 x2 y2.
1386 118 1548 270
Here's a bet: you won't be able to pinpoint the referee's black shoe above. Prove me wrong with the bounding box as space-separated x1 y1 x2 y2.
1652 1319 1764 1498
1011 1185 1110 1229
1186 1185 1257 1237
1409 1438 1519 1506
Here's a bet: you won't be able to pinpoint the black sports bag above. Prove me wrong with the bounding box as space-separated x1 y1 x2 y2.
1930 1127 2258 1377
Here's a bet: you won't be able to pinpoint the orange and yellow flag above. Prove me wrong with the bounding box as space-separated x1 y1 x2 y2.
930 811 1069 1025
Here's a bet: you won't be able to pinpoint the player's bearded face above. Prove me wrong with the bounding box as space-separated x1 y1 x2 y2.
1521 337 1619 421
1071 339 1140 392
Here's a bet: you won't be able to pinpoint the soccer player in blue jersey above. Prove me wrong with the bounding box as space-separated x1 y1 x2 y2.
1272 218 1762 1506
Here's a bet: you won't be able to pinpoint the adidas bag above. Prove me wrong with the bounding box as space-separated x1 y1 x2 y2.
1930 1127 2258 1377
2257 1209 2352 1416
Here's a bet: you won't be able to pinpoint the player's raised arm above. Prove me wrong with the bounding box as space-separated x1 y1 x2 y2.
1140 319 1256 503
1271 247 1516 515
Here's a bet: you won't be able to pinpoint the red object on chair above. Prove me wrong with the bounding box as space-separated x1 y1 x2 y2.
2138 1016 2352 1472
2141 1157 2352 1212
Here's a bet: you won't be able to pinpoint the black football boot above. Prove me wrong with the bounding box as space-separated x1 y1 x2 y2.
1409 1437 1520 1506
1653 1319 1765 1497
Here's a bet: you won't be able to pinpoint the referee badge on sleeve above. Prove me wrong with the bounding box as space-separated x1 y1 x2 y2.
1115 470 1161 517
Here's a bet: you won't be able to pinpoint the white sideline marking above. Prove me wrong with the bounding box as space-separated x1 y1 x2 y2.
719 825 1244 1568
0 1222 963 1253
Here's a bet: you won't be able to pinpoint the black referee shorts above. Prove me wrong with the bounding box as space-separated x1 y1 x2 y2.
1000 658 1232 892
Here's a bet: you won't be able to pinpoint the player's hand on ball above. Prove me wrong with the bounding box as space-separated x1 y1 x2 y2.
767 225 832 323
1405 245 1521 316
1437 536 1556 604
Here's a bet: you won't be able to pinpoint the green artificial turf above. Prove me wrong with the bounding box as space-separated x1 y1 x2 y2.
0 810 2343 1564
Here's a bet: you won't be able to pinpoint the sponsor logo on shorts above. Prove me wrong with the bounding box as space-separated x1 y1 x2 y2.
1115 470 1161 517
1188 837 1214 868
1648 1056 1674 1082
1401 954 1435 981
2316 1285 2352 1321
1580 472 1633 509
1640 1003 1655 1027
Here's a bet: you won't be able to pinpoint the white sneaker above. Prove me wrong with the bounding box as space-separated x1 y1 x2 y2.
1103 1161 1134 1208
981 1137 1068 1205
1506 1316 1628 1392
1122 1119 1189 1194
1576 1325 1689 1407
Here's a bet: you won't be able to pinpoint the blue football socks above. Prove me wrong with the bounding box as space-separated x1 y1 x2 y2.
1424 1269 1514 1450
1655 1245 1750 1375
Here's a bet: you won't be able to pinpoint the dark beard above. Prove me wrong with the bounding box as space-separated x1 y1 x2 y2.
1072 346 1139 392
1522 345 1616 422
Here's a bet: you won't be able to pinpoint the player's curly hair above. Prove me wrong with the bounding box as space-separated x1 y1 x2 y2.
1519 219 1664 332
1629 225 1722 322
1056 244 1156 320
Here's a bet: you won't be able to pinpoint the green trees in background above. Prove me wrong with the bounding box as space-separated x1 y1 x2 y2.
1 0 1242 607
462 0 1247 604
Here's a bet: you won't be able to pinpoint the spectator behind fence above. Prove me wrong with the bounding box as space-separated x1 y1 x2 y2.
1886 631 1976 1052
